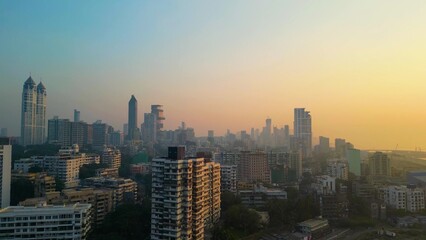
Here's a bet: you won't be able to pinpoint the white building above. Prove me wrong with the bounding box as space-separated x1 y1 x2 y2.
0 140 12 208
327 162 348 180
13 145 99 186
0 203 92 239
313 175 336 195
381 185 425 212
220 165 237 193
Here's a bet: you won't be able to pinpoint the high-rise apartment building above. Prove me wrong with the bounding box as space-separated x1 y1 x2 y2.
319 136 330 154
293 108 312 158
128 95 138 141
142 113 157 143
151 147 221 240
151 105 165 131
369 152 391 177
101 147 121 169
220 164 237 192
0 138 12 208
335 138 346 157
21 76 47 145
237 151 271 184
346 148 361 176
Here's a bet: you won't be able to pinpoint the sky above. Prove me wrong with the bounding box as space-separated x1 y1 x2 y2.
1 1 426 150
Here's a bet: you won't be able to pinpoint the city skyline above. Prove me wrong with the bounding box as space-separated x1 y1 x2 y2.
2 1 426 150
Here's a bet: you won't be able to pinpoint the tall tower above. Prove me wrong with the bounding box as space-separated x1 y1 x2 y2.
128 95 138 140
21 77 47 146
34 82 47 144
21 76 37 146
294 108 312 158
74 109 81 122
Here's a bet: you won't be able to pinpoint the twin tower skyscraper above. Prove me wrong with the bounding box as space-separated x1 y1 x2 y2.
21 76 47 146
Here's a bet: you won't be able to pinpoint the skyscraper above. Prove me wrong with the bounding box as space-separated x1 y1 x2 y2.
319 136 330 154
0 138 11 208
151 105 165 131
74 109 81 122
128 95 138 141
293 108 312 158
21 76 47 146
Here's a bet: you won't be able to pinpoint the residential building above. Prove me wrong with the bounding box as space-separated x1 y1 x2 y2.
313 175 336 195
327 162 348 180
335 138 346 157
151 147 221 240
101 147 121 169
130 163 151 176
369 152 391 177
381 185 425 212
293 108 312 158
220 165 237 192
237 151 270 184
80 177 137 209
74 109 80 122
12 172 56 197
0 203 92 239
0 138 12 208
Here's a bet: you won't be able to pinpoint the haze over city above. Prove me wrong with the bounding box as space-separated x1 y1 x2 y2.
2 1 426 150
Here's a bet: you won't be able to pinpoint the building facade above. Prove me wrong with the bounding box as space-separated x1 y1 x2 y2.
237 151 270 184
0 139 11 208
151 147 221 240
0 203 92 239
293 108 312 158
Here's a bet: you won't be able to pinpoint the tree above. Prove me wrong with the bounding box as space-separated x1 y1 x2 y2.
79 163 107 179
211 225 238 240
221 191 241 212
55 177 65 192
11 179 34 205
28 165 43 173
89 200 151 240
224 205 260 235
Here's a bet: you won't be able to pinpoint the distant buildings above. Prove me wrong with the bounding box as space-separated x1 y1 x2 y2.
0 203 92 239
239 185 287 208
237 151 271 184
48 116 94 149
0 138 12 208
346 148 361 176
128 95 139 141
74 109 80 122
151 147 221 240
369 152 391 177
327 162 348 180
293 108 312 158
380 185 425 212
21 76 47 145
319 136 330 154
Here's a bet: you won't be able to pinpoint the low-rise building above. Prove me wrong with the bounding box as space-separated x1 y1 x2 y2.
81 177 137 208
380 185 425 212
0 203 92 239
239 185 287 208
295 218 331 239
12 172 56 197
130 163 151 176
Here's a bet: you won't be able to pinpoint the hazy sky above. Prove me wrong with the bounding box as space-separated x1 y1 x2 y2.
1 1 426 150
